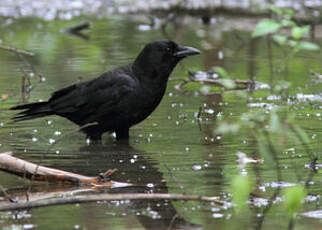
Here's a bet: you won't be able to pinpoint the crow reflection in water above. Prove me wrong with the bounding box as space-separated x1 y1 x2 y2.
11 40 200 142
74 143 201 230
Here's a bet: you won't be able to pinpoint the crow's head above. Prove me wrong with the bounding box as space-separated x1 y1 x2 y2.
134 40 200 81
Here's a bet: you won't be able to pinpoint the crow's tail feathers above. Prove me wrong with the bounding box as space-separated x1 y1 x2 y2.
10 101 52 122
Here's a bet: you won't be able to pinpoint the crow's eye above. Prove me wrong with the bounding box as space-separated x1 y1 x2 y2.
166 47 172 53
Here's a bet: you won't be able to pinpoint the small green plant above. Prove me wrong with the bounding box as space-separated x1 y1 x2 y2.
231 174 253 213
252 5 320 53
284 185 307 217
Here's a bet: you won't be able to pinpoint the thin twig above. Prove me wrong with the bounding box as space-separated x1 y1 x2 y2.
170 77 254 91
0 44 34 56
0 193 222 212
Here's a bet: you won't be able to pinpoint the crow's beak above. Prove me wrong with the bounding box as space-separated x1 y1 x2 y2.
174 45 201 58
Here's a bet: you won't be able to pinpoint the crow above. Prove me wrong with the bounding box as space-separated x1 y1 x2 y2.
11 40 200 141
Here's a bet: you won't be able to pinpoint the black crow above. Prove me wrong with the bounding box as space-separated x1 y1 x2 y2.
11 40 200 141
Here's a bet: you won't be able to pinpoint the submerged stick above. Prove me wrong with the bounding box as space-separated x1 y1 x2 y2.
0 152 122 187
0 193 222 211
65 22 91 33
0 45 34 56
170 77 254 91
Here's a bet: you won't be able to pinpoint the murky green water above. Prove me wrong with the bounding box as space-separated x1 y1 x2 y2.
0 15 321 230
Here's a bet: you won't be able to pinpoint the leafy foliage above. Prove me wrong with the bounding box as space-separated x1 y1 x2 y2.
252 6 320 52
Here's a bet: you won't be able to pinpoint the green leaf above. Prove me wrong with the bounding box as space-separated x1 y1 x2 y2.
269 5 283 16
269 109 281 132
296 41 320 51
291 124 310 145
252 19 281 38
292 26 310 40
281 19 296 27
273 35 287 45
256 132 275 165
217 79 236 89
200 85 211 94
212 66 228 78
284 186 307 216
284 8 295 18
232 174 252 213
215 122 240 134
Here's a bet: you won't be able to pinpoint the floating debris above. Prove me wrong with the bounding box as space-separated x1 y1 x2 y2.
296 93 322 103
188 70 220 80
301 210 322 219
237 151 263 168
247 102 275 110
192 164 202 171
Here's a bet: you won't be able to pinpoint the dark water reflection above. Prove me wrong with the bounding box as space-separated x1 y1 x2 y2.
0 14 321 230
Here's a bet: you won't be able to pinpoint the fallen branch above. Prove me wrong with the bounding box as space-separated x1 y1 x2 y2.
0 193 222 211
170 77 254 91
0 44 34 56
65 22 91 33
0 152 129 187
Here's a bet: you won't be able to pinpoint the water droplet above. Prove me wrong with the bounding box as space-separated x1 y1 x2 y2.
55 150 60 154
47 120 52 125
0 122 3 127
184 147 190 152
212 213 224 218
23 224 35 229
49 138 55 144
29 72 34 77
130 159 135 163
86 138 90 145
147 183 154 188
33 129 37 133
192 164 202 170
205 109 214 114
218 51 223 60
54 131 61 136
168 92 173 97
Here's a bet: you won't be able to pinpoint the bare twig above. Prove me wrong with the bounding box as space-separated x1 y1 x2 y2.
0 193 222 212
65 22 91 33
0 45 34 56
170 77 254 91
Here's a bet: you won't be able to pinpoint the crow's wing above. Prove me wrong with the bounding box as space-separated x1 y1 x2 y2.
48 69 137 125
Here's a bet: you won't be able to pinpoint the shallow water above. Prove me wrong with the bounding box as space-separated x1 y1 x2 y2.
0 14 321 230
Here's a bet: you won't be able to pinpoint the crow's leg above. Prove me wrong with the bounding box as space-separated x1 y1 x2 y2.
81 125 103 144
115 128 129 141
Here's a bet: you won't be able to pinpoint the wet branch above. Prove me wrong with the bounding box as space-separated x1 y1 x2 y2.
0 45 35 56
0 152 123 186
170 77 254 91
0 192 222 212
